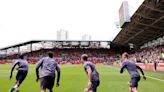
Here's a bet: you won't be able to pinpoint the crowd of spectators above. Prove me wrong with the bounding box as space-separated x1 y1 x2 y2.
130 45 164 63
1 45 164 64
24 49 116 64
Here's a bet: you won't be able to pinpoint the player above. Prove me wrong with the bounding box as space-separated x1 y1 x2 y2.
36 52 60 92
81 54 100 92
154 60 157 71
120 52 146 92
9 54 28 92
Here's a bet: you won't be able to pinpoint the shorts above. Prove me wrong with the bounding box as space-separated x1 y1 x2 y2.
40 76 55 89
130 76 140 88
87 80 100 92
16 70 28 85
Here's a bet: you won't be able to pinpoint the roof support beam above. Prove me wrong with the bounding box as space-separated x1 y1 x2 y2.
142 4 164 12
137 22 164 30
151 15 164 25
134 13 156 20
122 29 145 45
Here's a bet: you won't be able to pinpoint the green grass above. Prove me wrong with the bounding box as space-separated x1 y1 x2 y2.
0 64 164 92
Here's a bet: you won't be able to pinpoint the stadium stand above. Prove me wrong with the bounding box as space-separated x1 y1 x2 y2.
0 41 119 65
1 48 118 64
130 45 164 63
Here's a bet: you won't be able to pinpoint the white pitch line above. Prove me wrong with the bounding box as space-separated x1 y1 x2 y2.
146 75 164 82
104 66 164 82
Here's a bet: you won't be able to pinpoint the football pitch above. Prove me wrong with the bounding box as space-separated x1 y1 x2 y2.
0 64 164 92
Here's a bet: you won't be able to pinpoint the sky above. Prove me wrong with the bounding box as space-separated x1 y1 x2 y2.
0 0 144 48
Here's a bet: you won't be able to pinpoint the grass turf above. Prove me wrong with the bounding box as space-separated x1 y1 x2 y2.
0 64 163 92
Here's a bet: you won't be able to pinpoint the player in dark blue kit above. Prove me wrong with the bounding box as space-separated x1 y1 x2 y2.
9 55 28 92
36 52 60 92
81 54 100 92
120 52 146 92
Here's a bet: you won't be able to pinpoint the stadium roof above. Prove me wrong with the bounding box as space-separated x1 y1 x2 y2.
113 0 164 46
0 40 40 50
0 40 111 50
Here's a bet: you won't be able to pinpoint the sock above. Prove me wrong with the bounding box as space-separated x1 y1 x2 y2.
9 84 18 92
9 87 15 92
16 87 19 92
14 85 18 89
